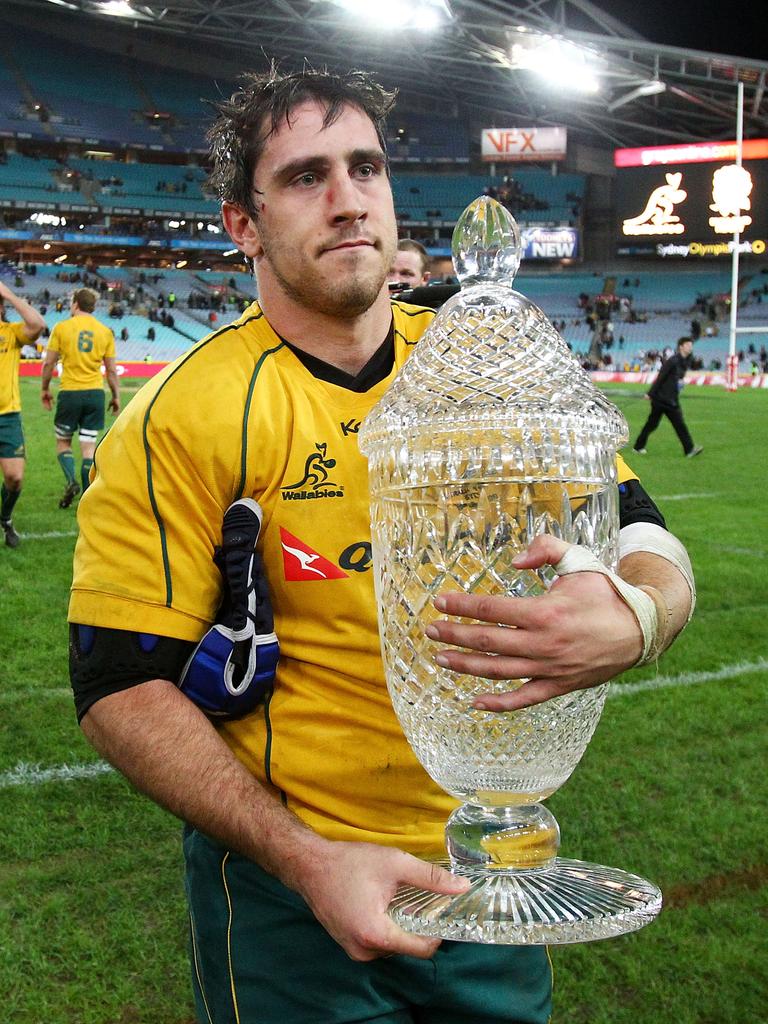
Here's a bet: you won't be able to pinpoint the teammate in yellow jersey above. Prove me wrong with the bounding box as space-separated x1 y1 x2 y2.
69 68 695 1024
0 280 45 548
41 287 119 509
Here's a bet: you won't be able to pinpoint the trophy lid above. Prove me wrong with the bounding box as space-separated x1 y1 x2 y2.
452 193 522 286
359 197 628 481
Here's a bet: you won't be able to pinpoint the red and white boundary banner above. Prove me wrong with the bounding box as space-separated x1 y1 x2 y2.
19 362 768 389
591 369 768 389
20 360 166 379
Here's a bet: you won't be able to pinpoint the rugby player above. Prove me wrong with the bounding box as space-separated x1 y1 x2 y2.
41 287 119 508
0 280 45 547
68 68 695 1024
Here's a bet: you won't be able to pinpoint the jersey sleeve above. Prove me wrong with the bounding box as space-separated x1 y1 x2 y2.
104 329 116 358
68 360 244 642
616 451 637 484
11 322 29 346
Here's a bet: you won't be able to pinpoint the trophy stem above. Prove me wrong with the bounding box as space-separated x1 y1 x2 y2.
446 801 560 873
388 801 662 945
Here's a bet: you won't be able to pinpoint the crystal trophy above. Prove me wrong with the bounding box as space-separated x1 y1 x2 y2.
358 198 662 944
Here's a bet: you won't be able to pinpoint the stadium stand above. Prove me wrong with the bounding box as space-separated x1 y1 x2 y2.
0 21 765 382
613 271 732 312
387 112 470 164
393 172 584 227
5 256 761 375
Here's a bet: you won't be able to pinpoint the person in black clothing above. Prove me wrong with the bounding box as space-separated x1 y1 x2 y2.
634 336 703 457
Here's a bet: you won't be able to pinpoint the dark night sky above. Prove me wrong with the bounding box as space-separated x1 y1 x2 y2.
592 0 765 61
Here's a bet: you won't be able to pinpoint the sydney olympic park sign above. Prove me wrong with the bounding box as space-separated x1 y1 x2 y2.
614 139 768 258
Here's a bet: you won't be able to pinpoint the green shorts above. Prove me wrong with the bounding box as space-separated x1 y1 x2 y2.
183 828 552 1024
54 389 105 441
0 412 26 459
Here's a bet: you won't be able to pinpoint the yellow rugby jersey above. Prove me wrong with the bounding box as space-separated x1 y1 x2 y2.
47 313 115 391
0 320 28 415
71 299 638 857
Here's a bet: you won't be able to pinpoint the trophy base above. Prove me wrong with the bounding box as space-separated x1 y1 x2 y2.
389 858 662 945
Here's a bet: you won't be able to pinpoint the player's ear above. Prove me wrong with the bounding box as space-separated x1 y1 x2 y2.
222 202 264 260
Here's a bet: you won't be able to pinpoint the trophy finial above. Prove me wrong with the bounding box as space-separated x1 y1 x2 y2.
451 196 522 287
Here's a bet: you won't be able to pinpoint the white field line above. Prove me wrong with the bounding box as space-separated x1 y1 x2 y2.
702 543 767 558
655 493 719 501
1 660 766 790
0 688 70 704
18 530 78 540
0 760 113 789
609 658 768 698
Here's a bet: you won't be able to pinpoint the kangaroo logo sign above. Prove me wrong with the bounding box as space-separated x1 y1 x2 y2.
622 173 688 235
615 139 768 256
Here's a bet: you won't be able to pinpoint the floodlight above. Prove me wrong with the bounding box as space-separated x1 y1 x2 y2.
98 1 135 16
510 35 601 95
94 0 154 19
638 79 666 97
412 5 444 31
607 79 667 112
31 212 64 226
325 0 451 30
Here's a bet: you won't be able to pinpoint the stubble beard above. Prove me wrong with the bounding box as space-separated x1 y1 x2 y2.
262 234 397 320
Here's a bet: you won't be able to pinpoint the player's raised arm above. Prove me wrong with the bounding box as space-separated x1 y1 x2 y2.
0 281 45 341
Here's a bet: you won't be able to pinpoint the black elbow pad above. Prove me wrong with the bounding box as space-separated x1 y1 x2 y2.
618 478 667 530
69 624 193 722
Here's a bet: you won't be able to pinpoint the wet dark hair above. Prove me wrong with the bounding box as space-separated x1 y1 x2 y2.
206 65 396 219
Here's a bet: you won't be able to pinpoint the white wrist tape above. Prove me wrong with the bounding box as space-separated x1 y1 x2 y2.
619 522 696 623
552 545 660 667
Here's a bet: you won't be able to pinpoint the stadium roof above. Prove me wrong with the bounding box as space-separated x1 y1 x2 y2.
5 0 768 149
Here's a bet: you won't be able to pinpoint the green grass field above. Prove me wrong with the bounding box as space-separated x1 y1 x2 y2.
1 377 766 1024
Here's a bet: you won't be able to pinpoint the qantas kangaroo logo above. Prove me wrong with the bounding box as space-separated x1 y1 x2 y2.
279 528 349 581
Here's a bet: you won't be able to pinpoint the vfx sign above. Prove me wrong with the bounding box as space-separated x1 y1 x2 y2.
481 127 567 162
614 139 768 257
